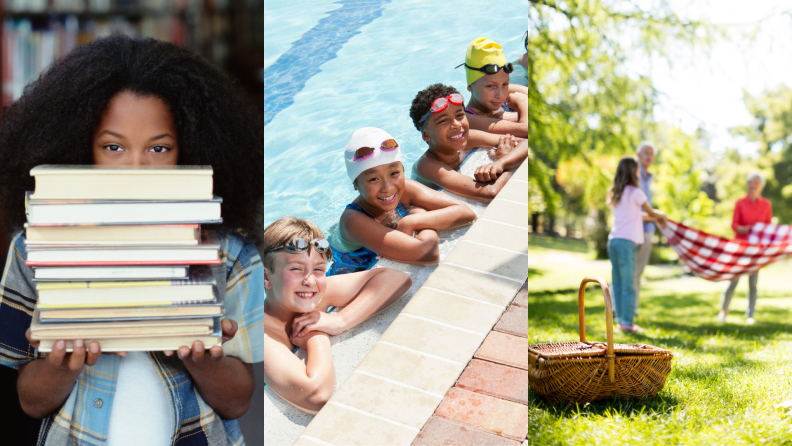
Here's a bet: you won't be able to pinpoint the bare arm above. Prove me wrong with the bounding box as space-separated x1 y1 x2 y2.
263 331 335 413
341 210 440 264
169 319 255 419
397 179 477 233
17 334 104 418
467 113 527 138
641 202 667 228
415 155 512 202
509 84 528 95
291 268 412 337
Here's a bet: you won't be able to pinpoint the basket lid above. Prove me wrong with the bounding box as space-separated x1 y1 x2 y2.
529 341 672 360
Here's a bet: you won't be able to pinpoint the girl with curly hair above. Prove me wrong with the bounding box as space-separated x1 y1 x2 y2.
0 35 263 445
409 83 528 201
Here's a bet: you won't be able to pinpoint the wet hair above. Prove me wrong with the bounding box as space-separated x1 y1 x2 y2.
0 35 263 242
261 217 329 271
608 156 640 207
409 83 460 131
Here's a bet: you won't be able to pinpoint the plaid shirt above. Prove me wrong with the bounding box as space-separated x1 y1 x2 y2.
0 229 263 446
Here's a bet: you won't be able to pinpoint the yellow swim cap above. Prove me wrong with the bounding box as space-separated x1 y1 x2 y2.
464 37 508 86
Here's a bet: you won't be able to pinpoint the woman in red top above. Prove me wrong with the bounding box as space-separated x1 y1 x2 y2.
717 172 772 324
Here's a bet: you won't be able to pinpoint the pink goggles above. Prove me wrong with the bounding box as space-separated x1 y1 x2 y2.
419 93 465 131
352 138 400 161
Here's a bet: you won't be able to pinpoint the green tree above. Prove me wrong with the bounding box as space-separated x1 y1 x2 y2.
528 0 721 256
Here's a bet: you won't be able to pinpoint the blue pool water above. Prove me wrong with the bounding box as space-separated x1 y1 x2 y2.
263 0 528 236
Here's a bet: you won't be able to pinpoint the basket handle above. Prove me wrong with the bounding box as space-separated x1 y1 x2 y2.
578 276 615 383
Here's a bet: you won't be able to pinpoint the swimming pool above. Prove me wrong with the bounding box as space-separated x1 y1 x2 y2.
263 0 528 237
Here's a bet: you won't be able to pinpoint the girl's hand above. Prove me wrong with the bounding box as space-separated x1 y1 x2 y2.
292 311 344 337
26 328 106 370
475 161 505 183
165 319 237 361
488 134 517 160
290 330 329 351
654 213 668 228
380 210 404 229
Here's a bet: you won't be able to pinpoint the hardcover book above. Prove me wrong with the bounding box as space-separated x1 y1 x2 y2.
30 165 214 200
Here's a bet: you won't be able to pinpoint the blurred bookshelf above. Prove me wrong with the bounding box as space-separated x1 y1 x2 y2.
1 0 263 109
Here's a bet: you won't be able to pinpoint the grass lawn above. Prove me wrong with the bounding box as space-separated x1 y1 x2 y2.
528 235 683 293
529 240 792 445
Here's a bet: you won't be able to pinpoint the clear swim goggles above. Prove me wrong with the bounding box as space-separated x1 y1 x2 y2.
418 93 465 132
455 62 514 75
352 138 400 161
267 238 331 257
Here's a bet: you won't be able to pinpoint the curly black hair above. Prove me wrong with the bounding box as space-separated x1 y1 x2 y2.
0 35 263 243
408 83 461 131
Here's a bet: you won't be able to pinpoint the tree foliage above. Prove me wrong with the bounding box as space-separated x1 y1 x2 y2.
528 0 721 256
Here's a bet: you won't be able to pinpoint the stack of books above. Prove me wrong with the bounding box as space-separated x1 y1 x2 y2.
27 165 225 352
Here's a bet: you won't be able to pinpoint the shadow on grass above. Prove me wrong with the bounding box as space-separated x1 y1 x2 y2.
529 267 543 278
528 387 682 417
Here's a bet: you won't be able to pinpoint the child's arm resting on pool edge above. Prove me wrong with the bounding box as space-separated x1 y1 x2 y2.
341 209 441 264
264 331 335 413
291 268 412 338
415 155 512 202
397 179 477 233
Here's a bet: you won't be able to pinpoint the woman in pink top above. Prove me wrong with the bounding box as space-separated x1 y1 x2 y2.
607 157 667 333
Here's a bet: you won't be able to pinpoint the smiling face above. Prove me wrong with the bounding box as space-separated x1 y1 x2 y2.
264 249 328 314
468 70 510 112
354 161 405 212
92 90 179 166
423 102 469 153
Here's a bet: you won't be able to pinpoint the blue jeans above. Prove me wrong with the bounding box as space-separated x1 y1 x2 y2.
608 238 637 326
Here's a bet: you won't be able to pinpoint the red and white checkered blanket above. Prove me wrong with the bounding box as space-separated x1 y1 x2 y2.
658 220 792 281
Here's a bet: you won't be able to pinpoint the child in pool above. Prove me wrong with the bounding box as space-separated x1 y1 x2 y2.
328 127 477 275
262 217 410 413
0 36 263 445
458 37 528 138
607 156 666 333
409 83 529 201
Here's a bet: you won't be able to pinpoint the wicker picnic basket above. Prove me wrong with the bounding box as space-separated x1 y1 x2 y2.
528 276 673 404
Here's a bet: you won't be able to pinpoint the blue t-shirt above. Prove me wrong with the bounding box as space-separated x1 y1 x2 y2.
639 166 654 233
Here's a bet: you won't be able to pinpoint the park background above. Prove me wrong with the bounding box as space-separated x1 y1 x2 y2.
529 0 792 444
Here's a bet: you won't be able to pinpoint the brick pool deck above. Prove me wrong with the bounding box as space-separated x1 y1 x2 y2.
413 280 528 445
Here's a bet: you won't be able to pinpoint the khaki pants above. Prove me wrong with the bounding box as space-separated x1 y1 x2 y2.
633 231 653 315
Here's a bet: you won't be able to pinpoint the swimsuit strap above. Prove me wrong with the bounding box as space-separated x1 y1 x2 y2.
347 202 409 219
464 108 478 115
395 202 409 218
345 202 374 219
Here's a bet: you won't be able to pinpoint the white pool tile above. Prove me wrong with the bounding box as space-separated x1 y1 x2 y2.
331 372 442 429
402 287 505 334
464 219 528 253
480 199 528 229
421 263 522 306
356 342 466 395
378 314 486 364
300 402 418 446
444 240 528 281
